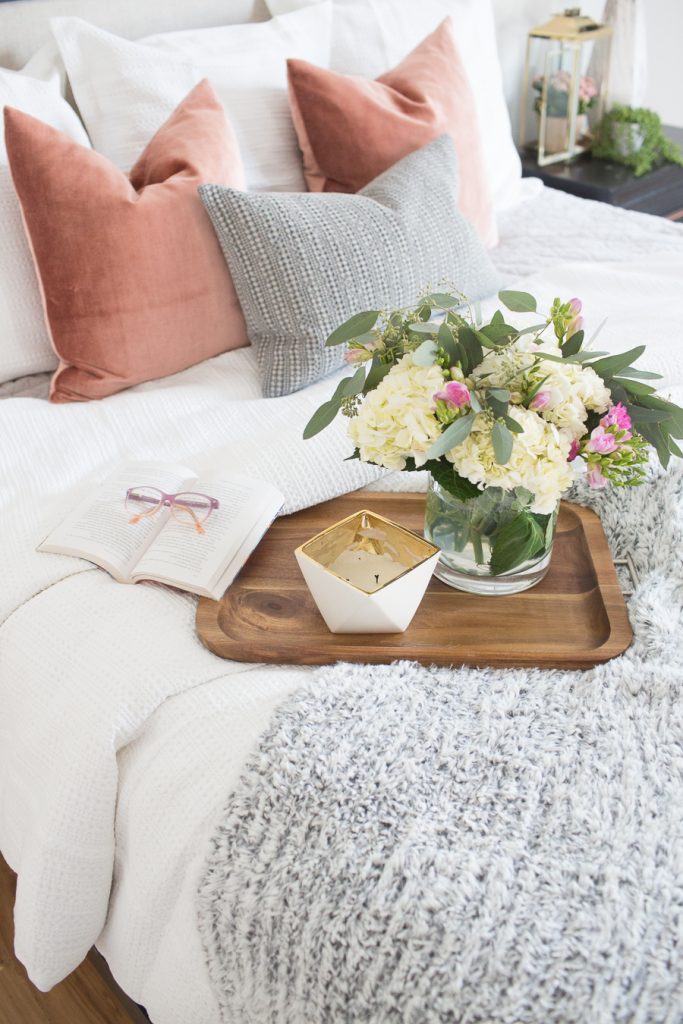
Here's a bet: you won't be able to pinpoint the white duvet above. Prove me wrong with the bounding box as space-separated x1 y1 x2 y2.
1 186 683 1024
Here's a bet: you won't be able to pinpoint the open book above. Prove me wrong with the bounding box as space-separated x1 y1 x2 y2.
38 460 284 600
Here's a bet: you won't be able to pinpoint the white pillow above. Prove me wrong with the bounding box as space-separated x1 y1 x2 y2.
51 5 333 192
0 61 90 383
266 0 522 212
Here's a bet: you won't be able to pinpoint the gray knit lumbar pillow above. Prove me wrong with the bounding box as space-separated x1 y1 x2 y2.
199 135 500 398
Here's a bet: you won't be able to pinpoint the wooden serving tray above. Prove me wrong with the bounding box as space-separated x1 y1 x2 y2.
196 493 632 670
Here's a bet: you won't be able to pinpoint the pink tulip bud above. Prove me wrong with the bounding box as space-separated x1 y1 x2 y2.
587 466 608 489
567 315 583 339
568 297 582 316
434 381 471 408
586 426 617 454
567 439 580 462
600 402 632 433
529 390 551 411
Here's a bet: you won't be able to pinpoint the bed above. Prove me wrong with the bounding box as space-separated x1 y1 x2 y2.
1 2 683 1022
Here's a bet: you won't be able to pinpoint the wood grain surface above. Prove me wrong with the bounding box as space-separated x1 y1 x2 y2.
197 493 632 670
0 854 146 1024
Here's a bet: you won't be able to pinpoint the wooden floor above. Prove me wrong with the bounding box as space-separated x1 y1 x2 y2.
0 854 140 1024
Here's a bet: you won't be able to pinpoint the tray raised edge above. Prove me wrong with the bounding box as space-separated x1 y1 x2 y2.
196 493 633 671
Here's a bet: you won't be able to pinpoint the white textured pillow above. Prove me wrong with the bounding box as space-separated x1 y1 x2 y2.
51 5 333 192
267 0 522 212
0 61 90 383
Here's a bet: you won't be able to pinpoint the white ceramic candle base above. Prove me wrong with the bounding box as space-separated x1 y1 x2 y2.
295 509 439 634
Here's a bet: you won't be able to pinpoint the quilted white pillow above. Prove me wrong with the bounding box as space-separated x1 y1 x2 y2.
51 5 333 192
267 0 522 212
0 61 90 383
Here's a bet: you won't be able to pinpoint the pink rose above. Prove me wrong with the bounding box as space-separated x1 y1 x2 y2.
586 426 617 454
529 390 551 411
434 381 471 408
587 466 608 489
600 402 632 433
567 439 580 462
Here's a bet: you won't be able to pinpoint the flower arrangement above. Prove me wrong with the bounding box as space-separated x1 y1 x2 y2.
304 290 683 585
533 71 598 117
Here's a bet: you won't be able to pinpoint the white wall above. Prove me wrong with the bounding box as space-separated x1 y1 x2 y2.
492 0 683 133
643 0 683 128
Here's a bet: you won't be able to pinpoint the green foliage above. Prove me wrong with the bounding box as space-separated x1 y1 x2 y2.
593 105 683 177
489 512 545 576
305 284 683 484
325 311 379 347
499 290 537 313
427 413 476 459
491 420 513 465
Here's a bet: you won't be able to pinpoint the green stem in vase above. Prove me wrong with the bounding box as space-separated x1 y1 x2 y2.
470 525 485 566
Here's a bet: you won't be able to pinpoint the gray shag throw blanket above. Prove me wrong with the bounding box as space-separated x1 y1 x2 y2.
197 466 683 1024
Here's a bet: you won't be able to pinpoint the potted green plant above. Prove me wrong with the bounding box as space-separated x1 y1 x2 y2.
593 105 683 177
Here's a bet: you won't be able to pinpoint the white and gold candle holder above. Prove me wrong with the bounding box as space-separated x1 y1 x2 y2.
294 509 439 634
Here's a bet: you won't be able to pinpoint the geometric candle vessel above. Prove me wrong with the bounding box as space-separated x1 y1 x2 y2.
295 508 439 633
519 7 612 167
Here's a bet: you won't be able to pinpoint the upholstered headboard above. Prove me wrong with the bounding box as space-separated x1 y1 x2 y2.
0 0 269 69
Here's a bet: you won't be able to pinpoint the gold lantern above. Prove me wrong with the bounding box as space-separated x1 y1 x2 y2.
519 8 612 167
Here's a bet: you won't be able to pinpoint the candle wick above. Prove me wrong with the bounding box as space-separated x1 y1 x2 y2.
374 574 380 584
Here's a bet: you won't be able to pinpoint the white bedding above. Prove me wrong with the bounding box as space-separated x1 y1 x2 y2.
1 186 682 1024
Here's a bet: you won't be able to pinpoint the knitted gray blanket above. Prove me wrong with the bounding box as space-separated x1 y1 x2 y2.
197 466 683 1024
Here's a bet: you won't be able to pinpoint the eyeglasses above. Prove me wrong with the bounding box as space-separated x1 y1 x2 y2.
125 487 220 534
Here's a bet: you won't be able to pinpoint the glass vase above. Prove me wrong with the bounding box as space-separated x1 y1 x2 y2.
424 477 558 596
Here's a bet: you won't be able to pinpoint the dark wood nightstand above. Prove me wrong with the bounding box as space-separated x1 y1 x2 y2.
520 125 683 221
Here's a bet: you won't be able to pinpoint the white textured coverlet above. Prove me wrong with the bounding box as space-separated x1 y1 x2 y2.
0 188 682 1022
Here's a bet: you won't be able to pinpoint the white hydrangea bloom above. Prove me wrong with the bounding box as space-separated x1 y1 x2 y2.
348 354 445 471
446 406 573 514
471 342 610 442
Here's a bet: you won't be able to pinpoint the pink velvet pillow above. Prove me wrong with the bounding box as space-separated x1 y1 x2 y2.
287 18 497 248
4 80 248 402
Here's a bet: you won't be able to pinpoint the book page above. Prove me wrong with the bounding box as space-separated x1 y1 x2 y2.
133 476 282 594
38 461 195 581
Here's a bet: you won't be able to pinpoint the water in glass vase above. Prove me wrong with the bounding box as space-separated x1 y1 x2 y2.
424 477 558 596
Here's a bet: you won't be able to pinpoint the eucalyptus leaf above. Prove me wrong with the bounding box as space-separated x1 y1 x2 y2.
458 326 484 373
342 365 367 397
363 356 392 393
492 420 513 465
638 420 671 469
326 310 379 347
426 293 462 308
487 395 509 419
516 323 548 337
427 413 475 459
412 339 439 366
562 330 584 356
503 415 524 434
612 377 656 397
351 331 378 346
303 398 340 439
630 406 672 423
437 321 459 364
588 346 647 378
418 303 432 321
615 368 663 381
408 321 439 335
498 290 537 314
489 388 510 402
